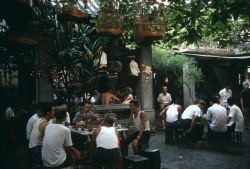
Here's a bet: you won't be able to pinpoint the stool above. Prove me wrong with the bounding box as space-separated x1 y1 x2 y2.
139 148 161 169
123 155 149 169
165 129 177 144
232 131 242 144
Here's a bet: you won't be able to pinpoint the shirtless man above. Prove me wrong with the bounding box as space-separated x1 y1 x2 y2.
101 87 120 105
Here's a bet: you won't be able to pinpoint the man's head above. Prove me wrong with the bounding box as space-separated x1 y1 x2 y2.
243 81 249 88
36 102 43 118
102 114 114 126
54 106 67 121
129 99 140 112
215 93 221 100
125 87 132 95
210 96 219 105
197 100 206 110
40 102 55 119
224 82 231 90
82 101 91 113
162 86 167 94
227 97 235 106
107 87 113 93
54 99 67 108
174 97 182 105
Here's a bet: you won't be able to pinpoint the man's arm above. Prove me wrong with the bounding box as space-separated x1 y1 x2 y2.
11 109 24 120
89 128 101 155
125 113 133 129
186 115 198 133
157 94 162 104
111 94 120 102
72 113 86 125
159 106 168 120
177 105 182 121
38 121 49 134
64 146 80 159
240 98 245 112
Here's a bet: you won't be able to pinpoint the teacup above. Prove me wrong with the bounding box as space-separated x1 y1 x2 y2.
117 124 121 129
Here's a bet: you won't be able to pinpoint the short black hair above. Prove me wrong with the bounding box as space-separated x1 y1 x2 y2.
174 97 182 105
227 97 235 106
36 102 43 110
210 96 219 104
224 82 231 86
54 106 67 120
130 99 140 107
198 100 206 106
79 101 91 107
40 102 54 117
103 114 114 126
54 99 67 107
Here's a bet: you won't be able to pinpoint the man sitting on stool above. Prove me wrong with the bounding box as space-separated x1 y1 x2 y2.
90 115 122 169
206 96 227 145
123 99 150 155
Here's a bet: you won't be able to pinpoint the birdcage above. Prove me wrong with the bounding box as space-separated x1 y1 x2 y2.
133 0 165 44
97 7 122 36
57 0 88 22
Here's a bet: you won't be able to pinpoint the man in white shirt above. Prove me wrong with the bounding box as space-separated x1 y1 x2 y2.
206 96 227 144
219 83 232 108
180 100 206 146
72 101 94 126
26 102 43 140
42 106 80 168
226 97 244 141
50 100 71 126
157 86 172 130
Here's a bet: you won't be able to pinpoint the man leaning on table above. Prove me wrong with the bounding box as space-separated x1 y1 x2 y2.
42 106 80 168
72 101 94 125
123 99 150 155
90 115 122 169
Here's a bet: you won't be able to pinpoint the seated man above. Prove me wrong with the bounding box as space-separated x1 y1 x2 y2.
180 100 205 147
159 98 182 143
42 106 80 168
90 115 122 169
26 102 43 140
72 101 94 126
226 97 244 141
101 87 120 105
50 100 71 126
122 87 133 104
29 102 55 158
123 99 150 155
206 96 227 144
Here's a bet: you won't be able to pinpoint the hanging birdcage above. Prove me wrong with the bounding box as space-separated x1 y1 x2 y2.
97 5 122 36
57 0 88 22
6 23 37 45
133 0 165 44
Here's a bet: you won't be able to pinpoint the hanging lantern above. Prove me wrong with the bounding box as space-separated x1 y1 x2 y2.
133 0 165 44
97 4 122 36
6 23 37 45
57 0 88 22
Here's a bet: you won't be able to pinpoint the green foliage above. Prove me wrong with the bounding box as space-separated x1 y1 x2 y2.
152 46 203 88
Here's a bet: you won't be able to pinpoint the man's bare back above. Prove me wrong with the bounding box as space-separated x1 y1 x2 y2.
101 92 120 105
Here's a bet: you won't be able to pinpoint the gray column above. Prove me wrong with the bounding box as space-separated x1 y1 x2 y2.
136 44 155 132
183 64 195 109
36 40 53 102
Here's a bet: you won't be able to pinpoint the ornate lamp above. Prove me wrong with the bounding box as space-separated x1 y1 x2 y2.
57 0 88 22
97 3 122 36
133 0 165 44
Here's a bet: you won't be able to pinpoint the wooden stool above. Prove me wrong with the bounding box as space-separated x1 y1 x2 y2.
232 131 242 144
165 129 177 144
139 148 161 169
123 155 149 169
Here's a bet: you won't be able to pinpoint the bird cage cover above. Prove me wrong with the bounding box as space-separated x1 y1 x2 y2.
133 0 165 43
97 7 122 36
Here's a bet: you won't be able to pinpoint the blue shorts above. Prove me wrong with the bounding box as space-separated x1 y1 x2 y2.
57 153 74 168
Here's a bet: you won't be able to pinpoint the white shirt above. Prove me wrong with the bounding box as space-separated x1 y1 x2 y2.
29 118 47 148
219 88 232 107
133 111 150 131
228 105 244 132
26 113 39 139
157 93 172 110
96 126 118 149
181 105 202 120
206 103 227 132
166 104 179 123
42 124 73 167
5 107 15 120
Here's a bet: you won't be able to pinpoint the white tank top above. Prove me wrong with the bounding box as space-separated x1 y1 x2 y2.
166 104 179 123
133 111 150 131
96 126 118 149
29 118 47 148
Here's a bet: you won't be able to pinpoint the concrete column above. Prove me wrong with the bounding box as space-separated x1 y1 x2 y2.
36 40 53 102
136 44 155 132
183 64 195 109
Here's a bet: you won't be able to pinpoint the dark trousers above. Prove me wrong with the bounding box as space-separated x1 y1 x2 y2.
180 119 204 141
207 125 226 146
165 121 181 138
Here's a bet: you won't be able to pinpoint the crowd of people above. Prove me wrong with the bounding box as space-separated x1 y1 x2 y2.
158 81 248 148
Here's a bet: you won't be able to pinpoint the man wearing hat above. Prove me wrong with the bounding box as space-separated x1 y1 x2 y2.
180 100 206 147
